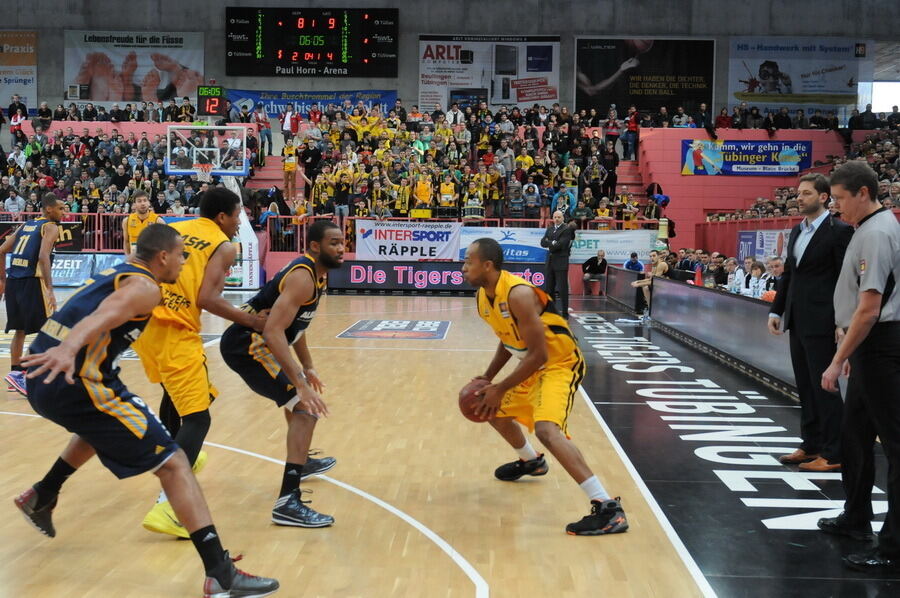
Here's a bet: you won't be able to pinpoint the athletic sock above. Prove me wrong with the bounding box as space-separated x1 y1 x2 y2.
579 476 610 502
515 439 540 461
280 463 304 497
33 458 76 508
190 525 227 579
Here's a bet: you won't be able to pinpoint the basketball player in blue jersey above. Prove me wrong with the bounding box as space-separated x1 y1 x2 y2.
14 224 279 597
0 192 63 394
220 219 341 528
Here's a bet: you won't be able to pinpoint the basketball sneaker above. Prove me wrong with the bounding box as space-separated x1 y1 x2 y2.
301 450 336 479
13 486 57 538
203 551 280 598
566 498 629 536
142 500 190 538
193 450 209 474
494 454 549 481
271 489 334 528
5 371 27 396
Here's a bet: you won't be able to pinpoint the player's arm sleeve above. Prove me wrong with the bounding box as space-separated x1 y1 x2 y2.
858 230 894 294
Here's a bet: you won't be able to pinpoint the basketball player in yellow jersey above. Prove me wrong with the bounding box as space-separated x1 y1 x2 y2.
122 190 164 257
134 188 267 538
462 238 629 536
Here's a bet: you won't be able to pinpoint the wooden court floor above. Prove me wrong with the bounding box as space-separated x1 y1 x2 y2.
1 294 704 598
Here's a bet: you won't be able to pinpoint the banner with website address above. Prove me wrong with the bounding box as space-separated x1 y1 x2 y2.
570 229 657 264
728 36 875 117
63 30 204 107
227 88 396 120
738 229 792 261
0 31 37 113
681 139 812 176
418 35 560 110
355 220 461 261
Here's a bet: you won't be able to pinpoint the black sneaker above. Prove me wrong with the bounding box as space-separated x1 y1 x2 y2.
566 498 629 536
301 450 336 479
13 486 57 538
817 511 874 541
272 489 334 528
494 454 549 481
203 551 280 598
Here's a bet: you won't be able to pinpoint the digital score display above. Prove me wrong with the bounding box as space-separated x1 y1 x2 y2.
197 86 227 117
225 7 398 78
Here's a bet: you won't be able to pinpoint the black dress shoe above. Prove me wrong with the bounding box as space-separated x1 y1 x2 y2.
843 549 900 572
818 512 874 541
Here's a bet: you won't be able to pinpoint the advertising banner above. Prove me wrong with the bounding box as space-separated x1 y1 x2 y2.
458 227 547 263
63 30 204 106
737 229 792 261
227 88 397 118
418 35 560 110
51 254 94 287
728 36 875 116
570 230 657 264
0 31 37 112
0 221 84 252
574 38 715 115
329 260 545 292
355 220 461 261
681 139 812 176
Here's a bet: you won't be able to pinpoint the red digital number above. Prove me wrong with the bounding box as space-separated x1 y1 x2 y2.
207 98 219 114
326 52 334 61
297 17 305 29
277 49 283 59
305 52 314 61
292 51 299 61
328 17 336 29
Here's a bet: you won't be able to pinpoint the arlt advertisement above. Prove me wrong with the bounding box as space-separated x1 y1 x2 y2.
728 36 875 117
0 31 37 112
458 227 547 263
329 260 545 293
681 140 812 176
575 38 714 115
355 220 461 262
418 35 560 110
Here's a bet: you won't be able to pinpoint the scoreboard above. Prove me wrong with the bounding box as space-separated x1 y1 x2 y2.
225 7 398 77
196 86 227 117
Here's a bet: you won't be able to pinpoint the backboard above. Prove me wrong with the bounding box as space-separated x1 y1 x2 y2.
164 124 250 177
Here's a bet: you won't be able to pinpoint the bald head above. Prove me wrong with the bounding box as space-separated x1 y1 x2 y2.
553 210 564 226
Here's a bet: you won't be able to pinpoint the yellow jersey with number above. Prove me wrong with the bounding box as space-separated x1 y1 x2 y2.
126 212 164 251
153 217 229 332
476 270 577 367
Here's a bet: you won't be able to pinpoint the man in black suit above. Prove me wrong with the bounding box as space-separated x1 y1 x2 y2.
541 210 575 318
769 173 853 472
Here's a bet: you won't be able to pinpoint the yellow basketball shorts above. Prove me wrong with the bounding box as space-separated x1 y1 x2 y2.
498 351 586 436
132 319 218 416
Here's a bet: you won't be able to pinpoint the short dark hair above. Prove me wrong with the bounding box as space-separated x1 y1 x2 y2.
798 173 830 196
308 219 340 245
199 187 241 219
41 192 59 209
830 161 878 202
630 252 638 258
472 238 504 269
135 223 180 262
132 190 149 201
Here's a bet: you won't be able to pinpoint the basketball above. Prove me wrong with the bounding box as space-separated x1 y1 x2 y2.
458 378 492 422
625 39 654 55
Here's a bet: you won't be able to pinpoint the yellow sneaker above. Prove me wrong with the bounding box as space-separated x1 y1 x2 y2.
192 450 208 474
141 500 189 539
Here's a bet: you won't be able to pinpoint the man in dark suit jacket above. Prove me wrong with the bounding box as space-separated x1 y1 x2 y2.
769 173 853 472
541 210 575 318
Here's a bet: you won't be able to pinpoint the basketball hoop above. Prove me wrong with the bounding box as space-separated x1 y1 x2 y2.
194 163 214 183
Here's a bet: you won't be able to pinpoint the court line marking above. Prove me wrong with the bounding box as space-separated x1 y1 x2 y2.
0 409 490 598
577 386 718 598
203 441 490 598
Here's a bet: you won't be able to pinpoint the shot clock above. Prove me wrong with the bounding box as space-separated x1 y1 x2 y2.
226 7 398 77
197 86 227 117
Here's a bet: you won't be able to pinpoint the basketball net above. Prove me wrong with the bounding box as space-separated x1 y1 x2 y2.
194 163 213 183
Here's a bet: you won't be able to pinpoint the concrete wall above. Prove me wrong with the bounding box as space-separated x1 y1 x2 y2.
10 0 900 109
